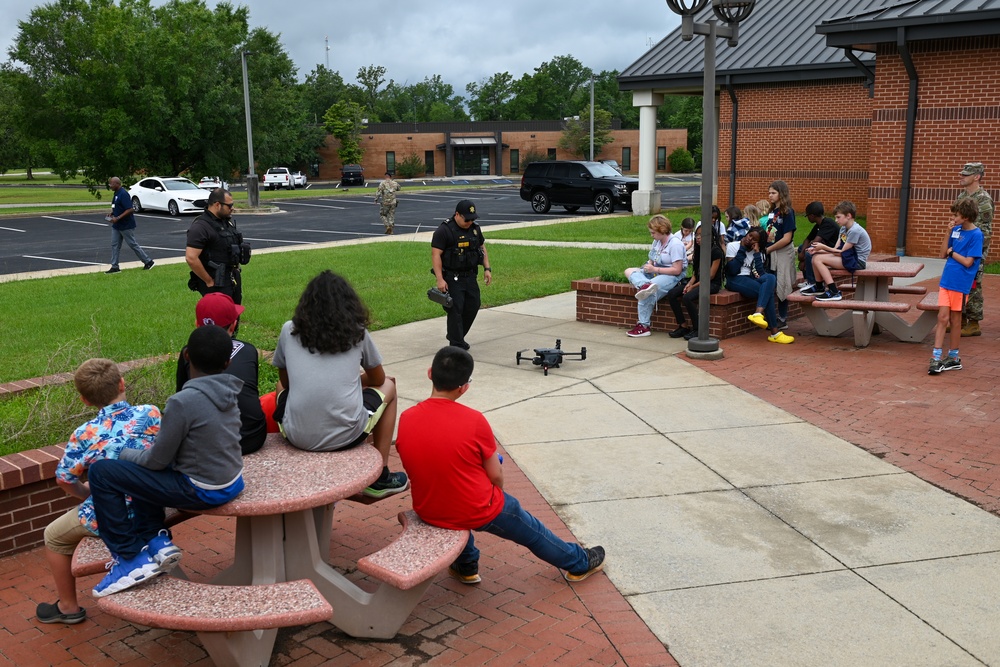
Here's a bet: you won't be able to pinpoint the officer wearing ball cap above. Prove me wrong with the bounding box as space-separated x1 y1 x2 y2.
955 162 993 336
431 200 492 349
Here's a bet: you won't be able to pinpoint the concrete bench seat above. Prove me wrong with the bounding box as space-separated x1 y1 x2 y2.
917 291 939 310
840 284 927 296
357 510 468 591
809 298 911 313
97 576 332 667
71 508 195 577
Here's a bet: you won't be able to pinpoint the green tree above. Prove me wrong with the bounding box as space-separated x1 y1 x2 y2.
355 64 386 121
558 108 614 160
300 65 346 124
593 69 638 129
0 67 49 177
665 96 703 168
323 99 366 166
7 0 316 190
466 72 516 121
512 55 593 120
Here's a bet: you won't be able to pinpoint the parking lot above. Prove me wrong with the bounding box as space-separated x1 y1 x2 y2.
0 181 700 276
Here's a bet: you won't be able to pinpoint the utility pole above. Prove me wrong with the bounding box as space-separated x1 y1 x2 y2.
241 50 258 208
325 36 330 69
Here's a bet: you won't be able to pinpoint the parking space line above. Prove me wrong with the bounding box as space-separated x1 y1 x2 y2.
23 255 102 266
275 201 345 210
0 226 27 233
42 216 107 227
135 213 186 221
143 246 186 252
243 237 318 245
317 198 371 205
301 229 383 237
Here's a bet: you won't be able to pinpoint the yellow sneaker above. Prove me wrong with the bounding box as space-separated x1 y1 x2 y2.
768 332 795 344
748 313 769 329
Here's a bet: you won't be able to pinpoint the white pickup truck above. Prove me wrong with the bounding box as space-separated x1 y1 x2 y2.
263 167 294 190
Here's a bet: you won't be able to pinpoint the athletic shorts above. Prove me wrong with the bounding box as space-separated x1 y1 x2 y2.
938 287 967 312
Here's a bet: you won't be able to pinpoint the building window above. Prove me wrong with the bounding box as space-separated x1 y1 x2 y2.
425 151 435 176
547 148 557 160
510 149 519 173
621 147 631 172
386 152 396 175
656 147 666 171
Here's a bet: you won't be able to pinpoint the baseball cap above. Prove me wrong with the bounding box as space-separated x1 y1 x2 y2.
195 292 244 328
960 162 985 176
456 200 479 221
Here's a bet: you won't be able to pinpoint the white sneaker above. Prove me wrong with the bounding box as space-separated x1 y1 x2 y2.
798 282 815 292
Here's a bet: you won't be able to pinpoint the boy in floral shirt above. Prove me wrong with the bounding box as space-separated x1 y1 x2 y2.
35 358 160 624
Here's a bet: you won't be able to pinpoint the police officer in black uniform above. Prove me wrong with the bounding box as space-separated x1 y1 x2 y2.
431 200 492 349
185 188 248 304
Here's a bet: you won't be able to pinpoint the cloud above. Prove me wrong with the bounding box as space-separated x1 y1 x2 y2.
1 0 680 90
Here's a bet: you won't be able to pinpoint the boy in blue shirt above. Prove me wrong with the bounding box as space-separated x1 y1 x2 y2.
929 198 984 374
36 358 160 624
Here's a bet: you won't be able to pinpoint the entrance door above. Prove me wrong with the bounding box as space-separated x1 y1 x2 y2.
455 147 490 176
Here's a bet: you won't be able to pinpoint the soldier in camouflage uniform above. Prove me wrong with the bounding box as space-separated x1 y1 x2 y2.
374 172 401 234
954 162 993 336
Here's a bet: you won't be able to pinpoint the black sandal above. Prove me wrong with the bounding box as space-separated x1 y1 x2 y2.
36 601 87 625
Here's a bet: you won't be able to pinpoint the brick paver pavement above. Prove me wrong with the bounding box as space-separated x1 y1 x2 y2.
0 446 675 666
687 275 1000 515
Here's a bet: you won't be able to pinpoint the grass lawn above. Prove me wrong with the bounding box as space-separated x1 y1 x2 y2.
0 241 633 454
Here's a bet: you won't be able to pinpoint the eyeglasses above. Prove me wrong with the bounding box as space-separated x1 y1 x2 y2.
219 202 234 209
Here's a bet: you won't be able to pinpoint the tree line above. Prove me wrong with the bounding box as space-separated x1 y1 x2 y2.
0 0 702 190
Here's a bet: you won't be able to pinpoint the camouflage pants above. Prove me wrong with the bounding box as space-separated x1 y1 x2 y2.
379 204 396 231
964 236 990 322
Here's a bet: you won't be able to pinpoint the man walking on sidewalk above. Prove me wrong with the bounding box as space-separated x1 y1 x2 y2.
106 177 154 274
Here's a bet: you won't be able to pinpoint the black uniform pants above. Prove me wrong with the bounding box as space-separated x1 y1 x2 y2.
444 272 480 348
196 268 243 305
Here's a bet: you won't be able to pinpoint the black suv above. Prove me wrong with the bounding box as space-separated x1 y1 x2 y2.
519 161 638 214
341 164 364 186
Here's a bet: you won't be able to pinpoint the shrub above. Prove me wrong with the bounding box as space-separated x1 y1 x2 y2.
519 150 550 171
394 152 424 179
668 147 695 173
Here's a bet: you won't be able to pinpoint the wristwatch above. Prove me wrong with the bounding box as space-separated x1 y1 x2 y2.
483 267 492 272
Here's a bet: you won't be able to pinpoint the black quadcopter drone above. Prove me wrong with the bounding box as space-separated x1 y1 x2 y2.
515 339 587 375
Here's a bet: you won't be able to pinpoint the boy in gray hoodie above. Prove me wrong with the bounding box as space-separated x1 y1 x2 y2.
88 325 245 597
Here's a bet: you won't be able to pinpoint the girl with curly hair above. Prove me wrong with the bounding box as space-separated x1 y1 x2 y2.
272 270 408 498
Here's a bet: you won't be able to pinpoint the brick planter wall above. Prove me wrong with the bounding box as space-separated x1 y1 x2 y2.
571 278 805 339
0 445 75 557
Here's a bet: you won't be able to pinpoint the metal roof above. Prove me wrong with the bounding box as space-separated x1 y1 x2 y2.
818 0 1000 50
619 0 901 91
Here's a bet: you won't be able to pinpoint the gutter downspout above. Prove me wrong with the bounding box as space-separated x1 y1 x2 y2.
897 27 918 257
726 76 738 206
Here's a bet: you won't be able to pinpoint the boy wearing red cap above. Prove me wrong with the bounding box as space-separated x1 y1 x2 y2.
176 292 267 454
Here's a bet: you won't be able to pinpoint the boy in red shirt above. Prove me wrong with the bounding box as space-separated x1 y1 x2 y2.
396 346 605 584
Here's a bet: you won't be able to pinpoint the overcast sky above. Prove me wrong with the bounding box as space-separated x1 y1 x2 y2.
0 0 681 90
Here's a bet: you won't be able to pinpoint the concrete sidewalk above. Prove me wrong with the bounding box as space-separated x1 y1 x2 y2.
369 289 1000 667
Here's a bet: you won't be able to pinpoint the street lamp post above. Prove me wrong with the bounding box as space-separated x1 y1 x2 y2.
664 0 755 356
241 50 259 208
589 76 595 161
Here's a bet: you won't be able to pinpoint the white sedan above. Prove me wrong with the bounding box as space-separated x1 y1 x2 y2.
198 176 229 191
128 177 209 216
292 171 308 188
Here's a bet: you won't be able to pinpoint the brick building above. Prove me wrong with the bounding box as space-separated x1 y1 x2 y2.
315 120 686 181
620 0 1000 260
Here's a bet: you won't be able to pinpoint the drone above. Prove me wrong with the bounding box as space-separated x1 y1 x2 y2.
515 339 587 375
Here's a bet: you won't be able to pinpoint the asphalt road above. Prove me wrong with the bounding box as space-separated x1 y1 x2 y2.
0 182 700 277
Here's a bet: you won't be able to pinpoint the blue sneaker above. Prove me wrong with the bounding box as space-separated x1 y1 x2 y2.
147 529 182 574
92 547 159 598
